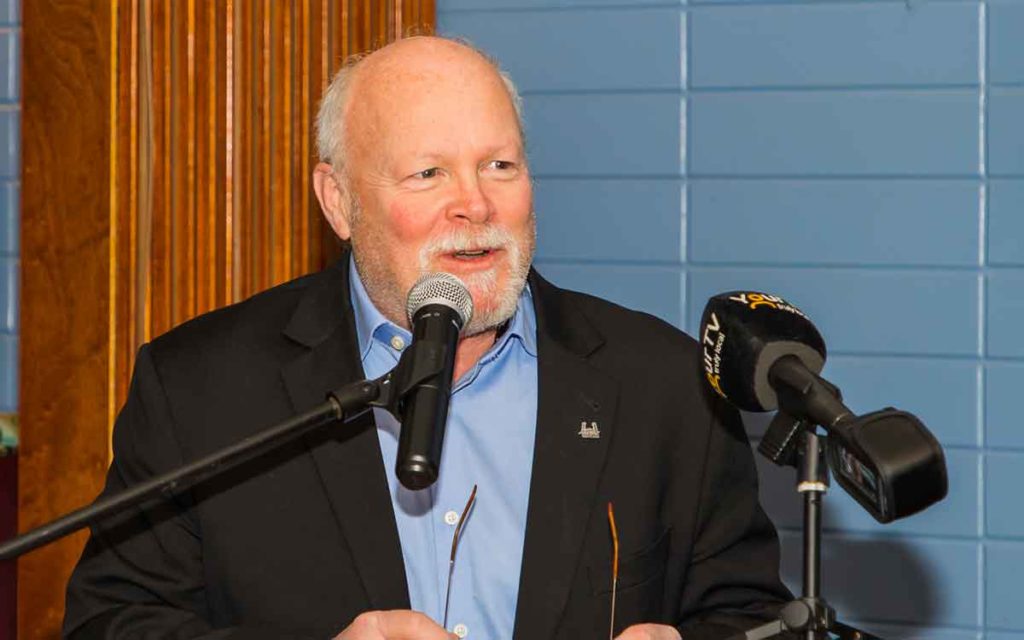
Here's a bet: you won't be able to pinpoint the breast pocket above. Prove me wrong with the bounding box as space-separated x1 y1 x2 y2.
588 527 671 596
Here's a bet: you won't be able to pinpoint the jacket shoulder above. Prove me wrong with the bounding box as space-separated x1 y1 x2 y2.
555 286 700 360
145 267 330 365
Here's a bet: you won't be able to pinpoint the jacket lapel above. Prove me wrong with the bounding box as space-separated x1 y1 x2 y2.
513 272 619 640
279 259 410 610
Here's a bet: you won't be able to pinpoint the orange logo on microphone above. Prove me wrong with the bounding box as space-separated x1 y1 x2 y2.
729 292 808 318
728 292 781 309
706 372 724 397
701 312 728 400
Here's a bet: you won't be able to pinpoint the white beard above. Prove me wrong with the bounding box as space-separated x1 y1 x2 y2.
417 221 534 336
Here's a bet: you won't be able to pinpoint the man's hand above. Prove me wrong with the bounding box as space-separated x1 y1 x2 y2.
333 611 457 640
614 623 683 640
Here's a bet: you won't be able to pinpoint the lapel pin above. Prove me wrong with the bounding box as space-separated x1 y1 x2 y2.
578 421 601 440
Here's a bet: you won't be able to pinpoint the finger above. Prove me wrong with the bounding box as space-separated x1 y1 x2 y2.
614 623 683 640
373 610 456 640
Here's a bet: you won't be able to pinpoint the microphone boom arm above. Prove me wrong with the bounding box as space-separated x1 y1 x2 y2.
0 377 384 562
0 340 455 562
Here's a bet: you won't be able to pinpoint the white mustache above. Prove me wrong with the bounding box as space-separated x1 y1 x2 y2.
419 226 515 263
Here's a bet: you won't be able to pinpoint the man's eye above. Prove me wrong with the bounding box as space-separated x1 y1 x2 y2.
487 160 517 172
413 168 440 180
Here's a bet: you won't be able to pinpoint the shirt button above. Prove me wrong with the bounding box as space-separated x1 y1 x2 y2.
389 335 406 351
444 510 460 526
453 623 469 638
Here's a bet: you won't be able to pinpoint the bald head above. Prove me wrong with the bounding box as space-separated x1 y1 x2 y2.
310 36 535 337
315 36 525 173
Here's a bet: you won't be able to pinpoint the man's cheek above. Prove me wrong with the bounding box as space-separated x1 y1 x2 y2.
387 199 439 240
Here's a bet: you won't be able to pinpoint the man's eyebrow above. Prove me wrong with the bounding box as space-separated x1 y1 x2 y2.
393 140 524 167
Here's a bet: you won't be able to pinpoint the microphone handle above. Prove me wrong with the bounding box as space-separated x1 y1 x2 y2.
768 355 854 428
396 305 461 491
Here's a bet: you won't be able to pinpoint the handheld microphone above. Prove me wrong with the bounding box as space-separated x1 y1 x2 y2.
698 291 948 523
395 273 473 491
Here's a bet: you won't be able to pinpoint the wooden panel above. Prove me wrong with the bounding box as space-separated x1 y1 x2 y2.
18 1 435 637
19 0 118 636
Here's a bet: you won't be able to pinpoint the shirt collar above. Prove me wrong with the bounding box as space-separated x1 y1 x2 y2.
348 257 537 363
349 258 407 362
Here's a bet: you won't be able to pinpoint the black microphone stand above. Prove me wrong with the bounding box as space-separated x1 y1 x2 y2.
0 339 441 562
729 411 883 640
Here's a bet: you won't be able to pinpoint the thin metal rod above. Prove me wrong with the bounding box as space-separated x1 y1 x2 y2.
0 380 379 561
800 430 825 640
607 502 620 640
803 491 821 600
443 484 477 630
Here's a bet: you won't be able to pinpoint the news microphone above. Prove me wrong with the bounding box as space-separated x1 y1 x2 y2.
698 291 947 523
394 272 473 491
699 291 829 416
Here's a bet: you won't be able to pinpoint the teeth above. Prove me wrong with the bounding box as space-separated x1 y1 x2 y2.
455 249 488 257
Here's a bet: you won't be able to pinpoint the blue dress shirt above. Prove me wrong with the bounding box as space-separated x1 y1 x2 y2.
349 259 539 640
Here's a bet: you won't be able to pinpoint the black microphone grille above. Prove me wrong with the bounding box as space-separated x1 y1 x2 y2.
406 272 474 328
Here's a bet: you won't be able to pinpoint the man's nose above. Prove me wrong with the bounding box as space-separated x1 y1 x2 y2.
447 175 493 223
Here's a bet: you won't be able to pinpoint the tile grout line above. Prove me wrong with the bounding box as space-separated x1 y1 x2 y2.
680 5 690 333
977 0 988 631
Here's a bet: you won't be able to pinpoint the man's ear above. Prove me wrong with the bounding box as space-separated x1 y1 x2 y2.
312 162 353 241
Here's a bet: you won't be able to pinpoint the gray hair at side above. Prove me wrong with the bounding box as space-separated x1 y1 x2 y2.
314 37 526 173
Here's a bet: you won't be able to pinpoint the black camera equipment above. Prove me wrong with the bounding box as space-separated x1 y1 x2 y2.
699 291 949 640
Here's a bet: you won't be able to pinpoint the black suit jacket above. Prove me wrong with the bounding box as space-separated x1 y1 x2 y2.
64 256 791 640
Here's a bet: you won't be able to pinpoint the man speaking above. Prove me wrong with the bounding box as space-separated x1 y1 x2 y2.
63 37 792 639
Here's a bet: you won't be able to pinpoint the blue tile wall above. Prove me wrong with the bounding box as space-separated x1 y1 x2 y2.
822 356 979 447
0 257 16 334
690 179 980 266
441 0 1023 635
0 111 16 179
989 1 1024 86
986 452 1024 539
532 262 684 328
989 89 1024 176
525 93 682 176
534 178 683 262
0 0 15 27
987 271 1024 358
0 181 16 255
986 543 1024 631
690 91 980 176
690 3 978 89
986 362 1024 449
0 30 16 102
443 0 677 9
0 333 13 413
989 180 1024 265
687 268 979 356
0 2 15 426
442 9 682 92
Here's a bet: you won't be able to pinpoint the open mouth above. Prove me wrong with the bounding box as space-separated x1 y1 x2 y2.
450 248 495 259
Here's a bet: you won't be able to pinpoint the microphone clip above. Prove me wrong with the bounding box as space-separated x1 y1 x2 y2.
759 377 842 469
369 340 450 419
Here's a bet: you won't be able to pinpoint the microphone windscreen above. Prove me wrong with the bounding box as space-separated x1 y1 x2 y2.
406 272 474 329
699 291 827 412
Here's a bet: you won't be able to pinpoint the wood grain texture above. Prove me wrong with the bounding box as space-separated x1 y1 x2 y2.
20 0 117 636
19 1 434 637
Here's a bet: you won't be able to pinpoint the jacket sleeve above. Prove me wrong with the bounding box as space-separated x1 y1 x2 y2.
63 345 318 640
674 394 796 640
